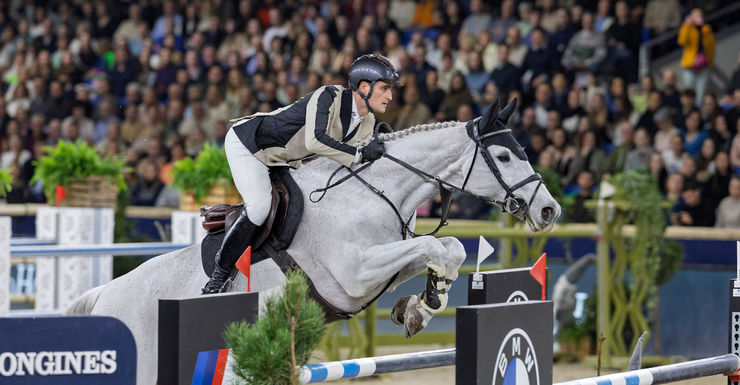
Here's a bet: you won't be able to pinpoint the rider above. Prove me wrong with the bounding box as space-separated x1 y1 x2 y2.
202 54 401 294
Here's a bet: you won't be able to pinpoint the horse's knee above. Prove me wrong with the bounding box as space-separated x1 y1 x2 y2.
438 237 466 267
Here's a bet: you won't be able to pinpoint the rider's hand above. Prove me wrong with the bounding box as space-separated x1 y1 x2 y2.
360 138 386 163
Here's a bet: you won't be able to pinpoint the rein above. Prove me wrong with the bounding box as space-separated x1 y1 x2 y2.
309 119 544 239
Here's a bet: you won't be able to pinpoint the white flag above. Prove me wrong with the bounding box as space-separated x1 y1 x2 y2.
477 236 495 272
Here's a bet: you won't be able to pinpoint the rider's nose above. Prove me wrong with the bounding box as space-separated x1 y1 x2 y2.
541 206 555 224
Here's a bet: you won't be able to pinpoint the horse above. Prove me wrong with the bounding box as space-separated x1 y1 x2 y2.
66 98 561 384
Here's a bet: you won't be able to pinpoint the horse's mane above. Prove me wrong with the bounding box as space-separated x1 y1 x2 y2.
356 121 461 146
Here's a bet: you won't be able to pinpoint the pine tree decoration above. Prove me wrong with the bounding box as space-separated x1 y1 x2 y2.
225 270 326 384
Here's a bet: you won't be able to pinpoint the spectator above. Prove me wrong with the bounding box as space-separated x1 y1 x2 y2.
606 1 640 83
568 170 597 223
604 121 633 176
130 159 165 207
730 134 740 173
61 103 95 142
565 130 606 186
624 128 653 171
710 115 733 152
505 26 527 68
395 86 431 130
461 0 492 38
490 45 519 97
707 151 732 209
545 127 576 183
665 172 684 201
715 176 740 228
653 108 679 152
438 72 474 121
727 50 740 98
671 181 714 226
649 152 668 192
678 9 714 101
663 133 690 174
681 108 709 157
636 90 662 135
562 13 606 79
660 69 681 110
1 134 31 169
724 89 740 132
421 71 445 115
696 138 717 182
464 51 489 97
489 0 517 44
522 29 554 88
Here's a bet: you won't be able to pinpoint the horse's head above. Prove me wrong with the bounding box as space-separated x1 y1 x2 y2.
462 98 560 232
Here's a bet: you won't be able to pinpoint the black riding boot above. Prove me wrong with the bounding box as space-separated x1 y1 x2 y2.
202 208 259 294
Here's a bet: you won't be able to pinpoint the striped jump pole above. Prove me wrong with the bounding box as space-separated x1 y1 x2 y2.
297 348 456 383
554 354 740 385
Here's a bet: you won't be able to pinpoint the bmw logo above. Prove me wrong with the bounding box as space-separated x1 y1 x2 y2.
506 290 530 303
492 328 540 385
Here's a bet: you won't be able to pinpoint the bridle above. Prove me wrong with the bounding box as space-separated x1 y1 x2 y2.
309 118 544 239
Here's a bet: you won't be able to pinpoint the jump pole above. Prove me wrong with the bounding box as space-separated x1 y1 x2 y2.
297 348 456 383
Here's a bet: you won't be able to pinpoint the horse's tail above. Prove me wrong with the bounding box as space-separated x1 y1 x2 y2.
64 285 105 315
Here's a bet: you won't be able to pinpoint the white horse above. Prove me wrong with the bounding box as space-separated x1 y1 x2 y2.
66 99 560 384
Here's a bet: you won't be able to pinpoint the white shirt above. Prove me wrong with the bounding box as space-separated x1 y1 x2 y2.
350 96 365 164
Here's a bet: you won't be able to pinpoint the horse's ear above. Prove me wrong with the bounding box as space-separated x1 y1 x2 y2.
479 98 499 133
498 97 517 125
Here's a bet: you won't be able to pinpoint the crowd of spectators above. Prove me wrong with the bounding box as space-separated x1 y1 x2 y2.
0 0 739 228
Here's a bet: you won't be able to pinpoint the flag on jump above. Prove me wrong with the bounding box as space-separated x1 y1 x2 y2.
235 246 251 292
529 253 547 300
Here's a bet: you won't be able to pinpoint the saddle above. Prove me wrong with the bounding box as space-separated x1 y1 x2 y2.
199 167 303 277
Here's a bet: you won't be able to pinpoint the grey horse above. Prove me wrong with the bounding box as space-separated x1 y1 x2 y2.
66 99 561 384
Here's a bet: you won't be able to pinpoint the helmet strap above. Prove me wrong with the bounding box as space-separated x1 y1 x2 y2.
357 80 376 114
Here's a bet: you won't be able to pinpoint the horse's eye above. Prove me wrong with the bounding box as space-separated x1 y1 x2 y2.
497 153 510 162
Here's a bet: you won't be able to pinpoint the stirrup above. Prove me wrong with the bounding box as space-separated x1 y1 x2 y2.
201 264 232 294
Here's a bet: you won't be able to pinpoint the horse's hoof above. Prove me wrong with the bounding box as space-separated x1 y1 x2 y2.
403 304 426 338
391 296 412 325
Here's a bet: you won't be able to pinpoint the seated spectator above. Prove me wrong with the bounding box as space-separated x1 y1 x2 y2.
678 89 697 125
461 0 493 38
522 29 554 89
545 127 576 184
624 128 653 171
636 90 662 135
533 83 553 128
395 86 431 130
653 108 679 153
671 181 714 226
568 170 597 223
464 51 489 97
562 90 587 134
604 121 633 176
649 152 668 192
437 73 474 121
707 151 732 209
490 45 519 96
724 89 740 131
665 172 684 202
696 138 717 183
661 69 681 110
606 1 640 83
732 133 740 174
130 159 165 207
561 13 606 80
715 176 740 228
565 130 606 186
663 134 690 174
1 134 31 170
679 156 699 185
5 162 27 203
489 0 517 44
421 71 445 115
681 108 709 158
505 26 527 68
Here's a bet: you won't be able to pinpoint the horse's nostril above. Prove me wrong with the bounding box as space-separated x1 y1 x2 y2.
542 206 554 223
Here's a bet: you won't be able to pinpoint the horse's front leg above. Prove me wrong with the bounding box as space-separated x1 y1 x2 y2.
355 236 465 337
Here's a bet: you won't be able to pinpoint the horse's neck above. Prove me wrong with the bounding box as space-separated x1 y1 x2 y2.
372 124 471 219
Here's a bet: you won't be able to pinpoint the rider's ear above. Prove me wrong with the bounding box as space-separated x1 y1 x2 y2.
499 97 518 125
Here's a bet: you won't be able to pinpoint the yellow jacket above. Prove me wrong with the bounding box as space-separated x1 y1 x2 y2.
678 23 715 68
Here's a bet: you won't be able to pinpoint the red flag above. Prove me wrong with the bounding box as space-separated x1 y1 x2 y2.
235 246 252 292
55 185 66 206
529 253 547 300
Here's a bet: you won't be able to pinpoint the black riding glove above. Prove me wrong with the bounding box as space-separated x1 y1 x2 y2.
360 138 386 163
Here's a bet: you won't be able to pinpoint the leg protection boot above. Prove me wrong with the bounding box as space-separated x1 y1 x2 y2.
202 208 259 294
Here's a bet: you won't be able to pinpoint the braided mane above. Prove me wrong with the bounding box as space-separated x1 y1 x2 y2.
356 121 461 146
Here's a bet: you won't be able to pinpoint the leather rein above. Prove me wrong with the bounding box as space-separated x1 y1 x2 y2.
309 120 543 239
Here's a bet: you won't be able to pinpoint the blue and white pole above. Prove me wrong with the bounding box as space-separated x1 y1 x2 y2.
297 348 455 383
553 354 740 385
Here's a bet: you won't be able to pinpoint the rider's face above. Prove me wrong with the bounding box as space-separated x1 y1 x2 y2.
367 81 394 113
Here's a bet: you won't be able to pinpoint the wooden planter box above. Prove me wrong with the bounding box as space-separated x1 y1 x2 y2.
61 175 118 208
179 179 241 212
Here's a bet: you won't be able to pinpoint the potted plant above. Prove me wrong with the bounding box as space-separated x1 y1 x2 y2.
30 140 127 208
0 168 12 199
172 143 240 211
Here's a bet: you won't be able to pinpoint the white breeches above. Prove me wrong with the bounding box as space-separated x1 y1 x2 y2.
224 128 272 225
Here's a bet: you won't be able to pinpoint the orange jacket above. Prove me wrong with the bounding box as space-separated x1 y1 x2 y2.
678 23 715 68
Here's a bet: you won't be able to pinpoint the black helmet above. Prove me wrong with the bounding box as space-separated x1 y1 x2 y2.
348 54 401 112
349 54 402 90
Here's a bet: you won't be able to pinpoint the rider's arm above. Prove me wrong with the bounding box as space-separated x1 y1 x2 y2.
305 86 360 167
